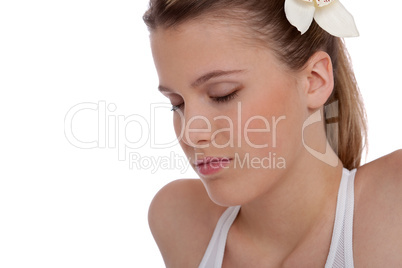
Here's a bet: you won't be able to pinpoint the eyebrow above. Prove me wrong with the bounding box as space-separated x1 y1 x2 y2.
191 69 245 88
158 69 245 93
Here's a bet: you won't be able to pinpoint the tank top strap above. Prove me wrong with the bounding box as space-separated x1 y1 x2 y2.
199 168 357 268
325 168 357 268
198 205 241 268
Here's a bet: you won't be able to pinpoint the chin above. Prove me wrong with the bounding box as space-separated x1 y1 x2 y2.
201 178 254 207
201 168 285 207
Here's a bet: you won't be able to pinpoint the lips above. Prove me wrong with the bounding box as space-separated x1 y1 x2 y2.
194 157 231 176
195 156 230 165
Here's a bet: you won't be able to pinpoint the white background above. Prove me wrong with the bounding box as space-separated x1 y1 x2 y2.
0 1 401 267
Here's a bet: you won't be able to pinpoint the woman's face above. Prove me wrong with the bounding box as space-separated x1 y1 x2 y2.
151 19 310 206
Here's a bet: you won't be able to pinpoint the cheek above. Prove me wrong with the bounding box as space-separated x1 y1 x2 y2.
238 87 305 155
240 114 275 149
173 114 190 154
173 113 183 139
238 96 286 149
211 109 239 147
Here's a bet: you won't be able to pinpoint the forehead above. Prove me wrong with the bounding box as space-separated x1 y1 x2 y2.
150 19 282 76
150 18 251 51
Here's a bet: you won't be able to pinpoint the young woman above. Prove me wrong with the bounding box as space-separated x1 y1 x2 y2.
143 0 402 267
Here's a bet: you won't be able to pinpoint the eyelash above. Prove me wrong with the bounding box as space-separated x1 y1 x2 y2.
171 104 183 112
171 90 239 112
212 90 239 103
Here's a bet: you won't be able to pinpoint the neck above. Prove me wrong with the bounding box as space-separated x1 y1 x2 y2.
235 151 344 257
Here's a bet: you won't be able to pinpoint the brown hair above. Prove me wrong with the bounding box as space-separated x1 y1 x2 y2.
143 0 367 170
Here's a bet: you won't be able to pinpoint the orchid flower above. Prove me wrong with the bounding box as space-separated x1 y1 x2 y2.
284 0 359 37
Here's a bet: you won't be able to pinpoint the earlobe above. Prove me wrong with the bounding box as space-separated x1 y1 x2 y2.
305 51 334 110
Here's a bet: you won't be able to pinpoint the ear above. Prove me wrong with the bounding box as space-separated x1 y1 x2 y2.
302 51 334 110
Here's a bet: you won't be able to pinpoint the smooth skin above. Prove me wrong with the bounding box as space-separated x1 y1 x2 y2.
149 18 402 268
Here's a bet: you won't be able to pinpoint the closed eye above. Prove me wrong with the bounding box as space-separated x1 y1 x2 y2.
171 89 240 112
171 103 184 112
211 90 239 103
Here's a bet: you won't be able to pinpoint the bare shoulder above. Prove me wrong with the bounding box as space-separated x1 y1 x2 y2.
354 150 402 267
148 179 226 268
355 149 402 203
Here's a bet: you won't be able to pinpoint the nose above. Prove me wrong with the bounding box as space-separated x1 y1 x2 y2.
177 105 212 149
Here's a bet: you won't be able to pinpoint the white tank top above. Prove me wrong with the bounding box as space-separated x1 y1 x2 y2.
199 168 357 268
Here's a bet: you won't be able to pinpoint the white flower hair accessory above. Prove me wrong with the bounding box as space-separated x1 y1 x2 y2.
284 0 359 37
